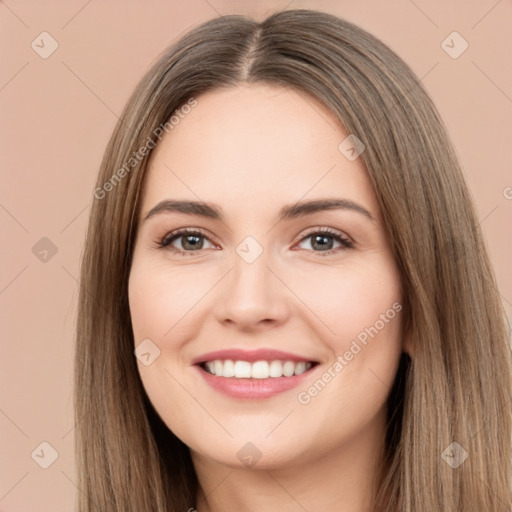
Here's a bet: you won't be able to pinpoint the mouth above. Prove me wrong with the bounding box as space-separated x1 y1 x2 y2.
199 359 318 379
192 349 320 399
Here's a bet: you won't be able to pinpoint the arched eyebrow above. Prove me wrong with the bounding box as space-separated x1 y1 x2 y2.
143 198 375 223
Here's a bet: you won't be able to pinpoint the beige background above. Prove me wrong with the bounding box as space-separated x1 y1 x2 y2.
1 1 511 510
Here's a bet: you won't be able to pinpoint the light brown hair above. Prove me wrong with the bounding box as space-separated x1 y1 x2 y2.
75 9 512 510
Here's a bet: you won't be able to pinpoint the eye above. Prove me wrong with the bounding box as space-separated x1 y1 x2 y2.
294 227 353 256
157 226 353 256
159 228 216 256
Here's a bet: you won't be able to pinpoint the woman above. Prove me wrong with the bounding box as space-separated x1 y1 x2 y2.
75 9 512 511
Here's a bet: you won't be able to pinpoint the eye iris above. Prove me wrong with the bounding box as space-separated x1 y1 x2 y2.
312 234 333 251
182 234 203 250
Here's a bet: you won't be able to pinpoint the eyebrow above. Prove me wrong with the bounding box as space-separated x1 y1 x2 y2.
143 198 375 223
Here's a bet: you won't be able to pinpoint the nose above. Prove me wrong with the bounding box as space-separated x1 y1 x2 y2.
215 249 290 331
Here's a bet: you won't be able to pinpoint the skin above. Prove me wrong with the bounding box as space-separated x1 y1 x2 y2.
128 84 410 511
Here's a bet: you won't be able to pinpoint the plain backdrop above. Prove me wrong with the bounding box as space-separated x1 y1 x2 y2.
1 1 511 510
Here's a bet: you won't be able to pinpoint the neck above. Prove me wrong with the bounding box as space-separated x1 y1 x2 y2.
191 407 388 512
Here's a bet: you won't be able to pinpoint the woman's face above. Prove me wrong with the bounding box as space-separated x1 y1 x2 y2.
128 84 406 470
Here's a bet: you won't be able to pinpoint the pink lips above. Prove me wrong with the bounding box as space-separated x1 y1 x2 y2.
191 348 318 365
191 348 318 400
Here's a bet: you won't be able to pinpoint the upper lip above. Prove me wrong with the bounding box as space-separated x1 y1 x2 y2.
191 348 319 365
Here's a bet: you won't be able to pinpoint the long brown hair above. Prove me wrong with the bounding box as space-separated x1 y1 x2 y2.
75 9 512 510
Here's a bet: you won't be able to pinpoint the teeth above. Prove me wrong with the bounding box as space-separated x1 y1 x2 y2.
294 362 307 375
203 359 313 378
234 361 251 378
269 360 283 377
282 361 296 377
223 359 235 377
251 361 269 379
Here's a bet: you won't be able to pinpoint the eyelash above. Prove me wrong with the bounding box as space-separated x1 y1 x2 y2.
157 226 354 257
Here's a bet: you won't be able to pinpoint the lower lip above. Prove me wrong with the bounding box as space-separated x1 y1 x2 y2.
195 365 315 399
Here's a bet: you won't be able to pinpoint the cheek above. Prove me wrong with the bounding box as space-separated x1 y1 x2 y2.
292 260 404 423
128 262 211 345
286 257 403 349
128 263 208 439
290 257 404 402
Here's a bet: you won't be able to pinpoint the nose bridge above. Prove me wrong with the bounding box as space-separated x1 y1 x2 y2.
217 235 288 326
231 239 275 302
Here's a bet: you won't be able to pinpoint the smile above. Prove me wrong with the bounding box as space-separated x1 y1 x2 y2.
201 359 314 378
192 349 320 399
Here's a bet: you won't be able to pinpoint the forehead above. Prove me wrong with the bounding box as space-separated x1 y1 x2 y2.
141 84 377 218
